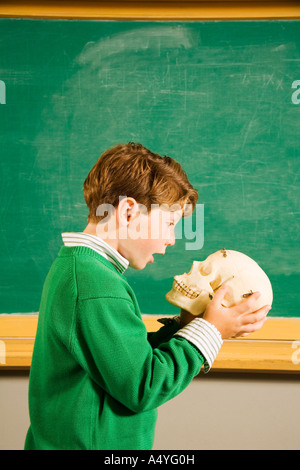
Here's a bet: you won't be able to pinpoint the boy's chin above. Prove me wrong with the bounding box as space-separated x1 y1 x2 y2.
129 255 154 270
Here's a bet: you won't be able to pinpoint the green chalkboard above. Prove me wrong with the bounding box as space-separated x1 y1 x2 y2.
0 19 299 317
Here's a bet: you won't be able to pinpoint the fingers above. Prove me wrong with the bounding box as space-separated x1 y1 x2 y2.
235 291 262 314
241 304 272 325
233 305 271 338
235 316 268 337
207 286 271 339
233 320 267 338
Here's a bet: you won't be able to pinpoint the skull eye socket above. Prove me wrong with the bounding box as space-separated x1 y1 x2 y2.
199 265 210 276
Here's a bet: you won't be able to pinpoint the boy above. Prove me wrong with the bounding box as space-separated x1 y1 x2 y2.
25 143 270 450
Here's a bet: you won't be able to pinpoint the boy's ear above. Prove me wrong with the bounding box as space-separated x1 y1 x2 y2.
117 197 139 226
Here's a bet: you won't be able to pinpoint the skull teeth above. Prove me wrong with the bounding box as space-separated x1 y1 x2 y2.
174 279 200 299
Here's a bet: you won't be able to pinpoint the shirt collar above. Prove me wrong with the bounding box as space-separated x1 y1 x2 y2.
61 232 129 274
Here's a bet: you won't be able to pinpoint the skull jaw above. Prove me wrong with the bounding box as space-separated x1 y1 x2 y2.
165 285 211 316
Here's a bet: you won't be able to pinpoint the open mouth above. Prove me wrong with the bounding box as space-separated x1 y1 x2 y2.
174 279 201 300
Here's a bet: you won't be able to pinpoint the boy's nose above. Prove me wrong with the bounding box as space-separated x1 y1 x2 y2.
166 235 176 247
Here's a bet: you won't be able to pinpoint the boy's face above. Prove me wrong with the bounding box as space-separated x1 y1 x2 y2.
120 207 182 270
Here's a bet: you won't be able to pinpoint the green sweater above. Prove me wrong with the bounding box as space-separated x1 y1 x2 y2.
25 245 207 450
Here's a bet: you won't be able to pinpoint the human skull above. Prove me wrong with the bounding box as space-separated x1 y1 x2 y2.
166 249 273 315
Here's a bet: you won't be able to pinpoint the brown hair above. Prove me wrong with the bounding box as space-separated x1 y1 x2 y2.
83 142 198 223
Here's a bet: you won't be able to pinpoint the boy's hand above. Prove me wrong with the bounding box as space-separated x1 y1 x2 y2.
203 285 271 339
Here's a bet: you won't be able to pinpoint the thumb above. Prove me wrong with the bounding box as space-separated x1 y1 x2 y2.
211 284 229 306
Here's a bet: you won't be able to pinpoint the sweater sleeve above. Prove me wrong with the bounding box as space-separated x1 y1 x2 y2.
71 296 205 413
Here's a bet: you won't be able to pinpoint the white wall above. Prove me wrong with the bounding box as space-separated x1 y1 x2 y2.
1 371 299 450
154 372 300 450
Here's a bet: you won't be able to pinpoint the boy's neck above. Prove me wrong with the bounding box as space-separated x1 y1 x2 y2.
83 223 119 253
83 223 98 237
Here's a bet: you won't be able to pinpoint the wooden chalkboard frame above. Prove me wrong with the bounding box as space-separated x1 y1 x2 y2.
1 314 300 372
0 1 300 21
0 1 299 373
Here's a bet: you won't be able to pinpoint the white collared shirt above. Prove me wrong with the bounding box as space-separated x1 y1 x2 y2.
61 232 129 274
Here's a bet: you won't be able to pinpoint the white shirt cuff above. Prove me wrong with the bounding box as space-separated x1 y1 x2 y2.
175 318 223 373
